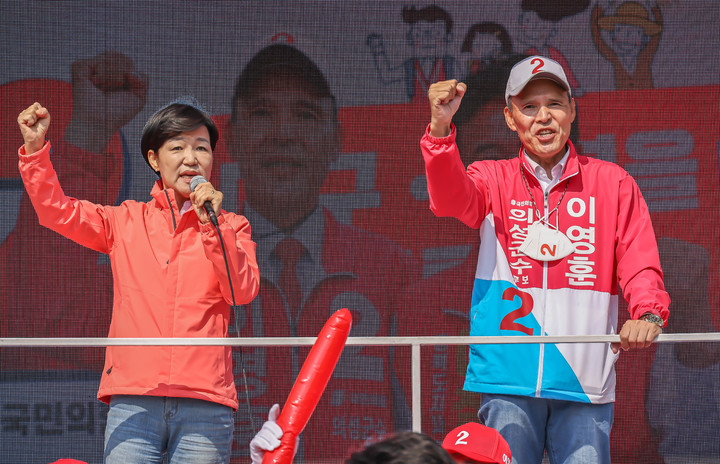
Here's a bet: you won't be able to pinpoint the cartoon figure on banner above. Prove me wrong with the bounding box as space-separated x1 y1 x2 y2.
366 5 456 104
223 41 418 462
517 0 589 96
0 51 147 371
460 22 513 80
590 1 663 90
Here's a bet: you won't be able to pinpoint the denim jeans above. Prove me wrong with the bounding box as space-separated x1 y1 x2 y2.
104 395 234 464
479 393 613 464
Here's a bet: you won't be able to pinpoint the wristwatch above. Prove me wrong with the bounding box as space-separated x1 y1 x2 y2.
640 313 664 328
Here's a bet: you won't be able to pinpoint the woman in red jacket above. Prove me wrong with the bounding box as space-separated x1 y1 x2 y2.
17 99 260 464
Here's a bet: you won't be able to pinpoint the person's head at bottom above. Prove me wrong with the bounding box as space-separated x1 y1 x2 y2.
442 422 512 464
345 431 456 464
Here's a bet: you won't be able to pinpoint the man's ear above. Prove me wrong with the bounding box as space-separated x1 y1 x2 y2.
570 97 577 124
504 106 517 132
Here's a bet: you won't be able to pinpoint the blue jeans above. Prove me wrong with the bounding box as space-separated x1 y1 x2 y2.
479 393 613 464
104 395 234 464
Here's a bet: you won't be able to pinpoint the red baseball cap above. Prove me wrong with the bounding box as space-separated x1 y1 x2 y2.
49 460 88 464
442 422 511 464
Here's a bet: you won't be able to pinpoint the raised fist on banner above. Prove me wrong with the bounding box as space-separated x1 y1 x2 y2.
64 50 148 153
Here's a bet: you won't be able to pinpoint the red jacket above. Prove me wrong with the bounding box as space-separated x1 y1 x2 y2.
18 142 260 409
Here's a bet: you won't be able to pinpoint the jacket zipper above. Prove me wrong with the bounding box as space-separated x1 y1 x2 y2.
164 190 177 230
532 170 577 397
535 189 550 397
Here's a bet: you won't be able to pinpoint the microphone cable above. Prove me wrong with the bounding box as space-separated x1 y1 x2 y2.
191 175 256 434
210 211 257 436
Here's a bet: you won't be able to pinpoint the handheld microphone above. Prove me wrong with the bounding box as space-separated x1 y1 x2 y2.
190 175 218 227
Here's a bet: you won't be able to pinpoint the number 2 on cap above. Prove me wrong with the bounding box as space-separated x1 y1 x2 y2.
455 430 470 445
531 57 544 74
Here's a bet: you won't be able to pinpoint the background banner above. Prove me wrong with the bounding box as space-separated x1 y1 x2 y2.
1 1 718 463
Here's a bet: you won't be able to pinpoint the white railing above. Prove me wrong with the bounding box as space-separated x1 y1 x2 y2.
3 333 719 432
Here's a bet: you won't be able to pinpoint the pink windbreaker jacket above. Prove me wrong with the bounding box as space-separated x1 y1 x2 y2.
421 125 669 404
18 142 260 409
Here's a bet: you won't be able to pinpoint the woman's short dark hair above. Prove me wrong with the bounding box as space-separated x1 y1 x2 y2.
140 98 219 176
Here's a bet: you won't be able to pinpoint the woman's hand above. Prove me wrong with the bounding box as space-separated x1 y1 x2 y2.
18 103 51 154
190 180 223 225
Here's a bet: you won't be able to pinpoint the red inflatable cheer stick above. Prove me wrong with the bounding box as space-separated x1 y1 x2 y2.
262 307 353 463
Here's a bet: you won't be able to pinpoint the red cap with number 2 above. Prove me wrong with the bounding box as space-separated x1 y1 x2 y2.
442 422 512 464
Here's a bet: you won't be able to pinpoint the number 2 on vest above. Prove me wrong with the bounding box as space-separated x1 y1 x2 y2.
499 287 534 336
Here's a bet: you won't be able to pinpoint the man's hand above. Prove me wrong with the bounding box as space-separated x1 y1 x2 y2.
64 50 148 153
612 319 662 354
427 79 466 137
18 103 51 154
249 404 283 464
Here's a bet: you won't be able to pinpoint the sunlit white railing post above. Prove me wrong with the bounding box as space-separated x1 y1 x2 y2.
411 341 422 433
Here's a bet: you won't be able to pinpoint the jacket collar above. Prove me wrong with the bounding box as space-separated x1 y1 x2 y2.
519 140 580 183
150 179 176 209
150 180 201 230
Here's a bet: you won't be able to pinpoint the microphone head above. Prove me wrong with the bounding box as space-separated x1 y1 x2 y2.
190 175 208 192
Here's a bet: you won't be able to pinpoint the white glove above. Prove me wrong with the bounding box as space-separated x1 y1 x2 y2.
250 404 283 464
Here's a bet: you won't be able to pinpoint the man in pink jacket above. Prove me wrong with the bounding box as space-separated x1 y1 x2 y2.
421 56 669 463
